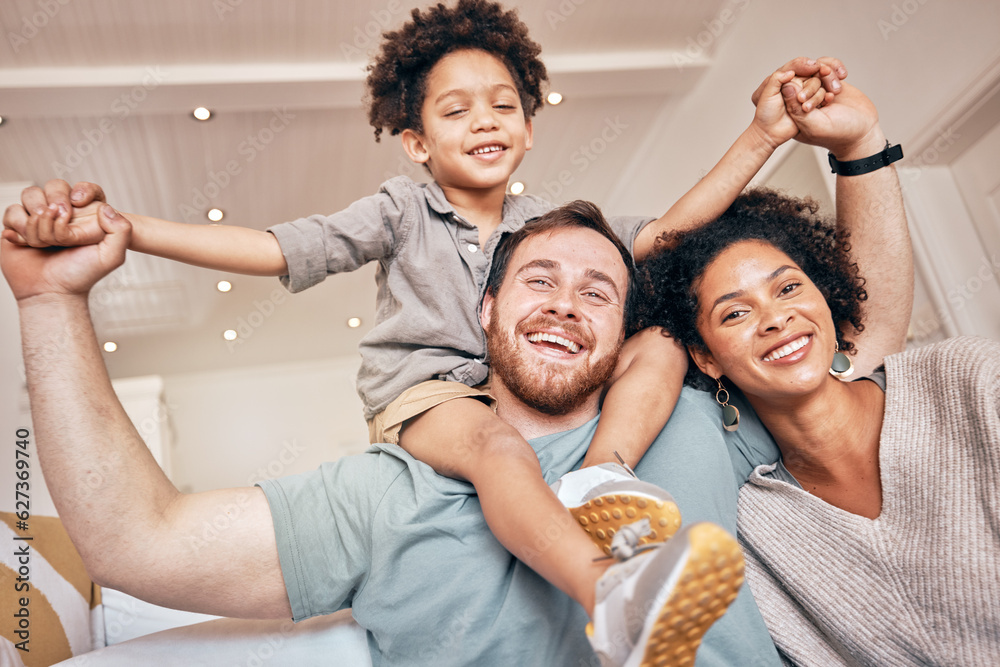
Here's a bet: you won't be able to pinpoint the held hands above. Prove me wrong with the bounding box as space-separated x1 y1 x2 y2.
1 203 130 303
750 57 846 150
754 57 883 158
3 180 110 249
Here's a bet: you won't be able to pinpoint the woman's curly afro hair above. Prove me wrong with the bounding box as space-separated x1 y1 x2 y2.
635 188 868 390
365 0 548 141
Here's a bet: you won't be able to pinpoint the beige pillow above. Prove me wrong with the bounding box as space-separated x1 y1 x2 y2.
0 512 101 666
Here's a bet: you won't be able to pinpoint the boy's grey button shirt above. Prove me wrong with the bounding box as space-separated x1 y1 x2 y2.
268 176 653 420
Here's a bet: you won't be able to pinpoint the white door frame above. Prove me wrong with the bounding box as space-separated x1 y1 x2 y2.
897 53 1000 342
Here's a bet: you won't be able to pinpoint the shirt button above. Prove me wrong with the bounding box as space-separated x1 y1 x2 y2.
467 244 478 253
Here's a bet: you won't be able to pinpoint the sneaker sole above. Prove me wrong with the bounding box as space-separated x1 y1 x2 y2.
632 523 745 667
570 494 683 556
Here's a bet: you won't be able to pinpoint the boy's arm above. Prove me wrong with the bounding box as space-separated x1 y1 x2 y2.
632 58 843 261
4 179 288 275
583 327 687 469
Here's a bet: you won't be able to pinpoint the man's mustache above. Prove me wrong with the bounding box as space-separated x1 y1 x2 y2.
514 316 593 351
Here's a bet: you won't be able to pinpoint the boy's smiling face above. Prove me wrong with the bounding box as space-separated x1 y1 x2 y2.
402 49 533 194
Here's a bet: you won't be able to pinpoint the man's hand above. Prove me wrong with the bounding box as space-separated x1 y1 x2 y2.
750 69 826 149
784 79 883 160
1 204 129 303
3 180 108 248
761 56 883 159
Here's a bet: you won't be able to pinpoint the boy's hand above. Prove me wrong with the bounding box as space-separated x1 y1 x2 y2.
750 69 823 149
752 56 847 108
749 57 847 150
3 180 109 248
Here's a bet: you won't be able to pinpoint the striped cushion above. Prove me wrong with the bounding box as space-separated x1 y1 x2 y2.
0 513 101 666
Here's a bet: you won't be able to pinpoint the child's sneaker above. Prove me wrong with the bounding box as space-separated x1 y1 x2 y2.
587 522 745 667
551 463 682 557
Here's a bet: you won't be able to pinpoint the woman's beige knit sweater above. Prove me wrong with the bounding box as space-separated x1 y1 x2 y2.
738 336 1000 666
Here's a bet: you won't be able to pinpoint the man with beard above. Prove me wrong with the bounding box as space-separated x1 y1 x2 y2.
2 201 782 666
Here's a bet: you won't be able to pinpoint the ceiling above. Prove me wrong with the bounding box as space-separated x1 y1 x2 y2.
0 0 732 378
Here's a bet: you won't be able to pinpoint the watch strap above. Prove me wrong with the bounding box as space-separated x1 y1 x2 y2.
828 142 903 176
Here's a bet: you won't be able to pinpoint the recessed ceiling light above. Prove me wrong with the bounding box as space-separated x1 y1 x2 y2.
223 329 238 341
217 280 232 293
207 208 224 222
192 107 212 121
0 116 6 127
103 341 118 352
510 181 525 195
347 317 362 328
546 92 563 106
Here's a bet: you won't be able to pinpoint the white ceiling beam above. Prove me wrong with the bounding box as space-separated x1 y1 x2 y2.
0 50 710 117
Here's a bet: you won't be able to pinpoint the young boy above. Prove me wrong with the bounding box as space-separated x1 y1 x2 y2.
6 1 840 662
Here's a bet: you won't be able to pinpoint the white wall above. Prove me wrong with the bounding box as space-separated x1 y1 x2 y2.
606 0 1000 216
161 354 369 494
0 184 367 511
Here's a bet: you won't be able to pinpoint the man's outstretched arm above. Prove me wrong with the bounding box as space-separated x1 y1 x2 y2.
3 206 291 619
769 59 913 375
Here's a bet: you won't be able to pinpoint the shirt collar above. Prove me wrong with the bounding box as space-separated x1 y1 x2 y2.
423 180 458 218
424 179 545 230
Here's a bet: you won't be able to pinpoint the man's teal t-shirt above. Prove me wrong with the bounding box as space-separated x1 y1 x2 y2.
258 387 780 666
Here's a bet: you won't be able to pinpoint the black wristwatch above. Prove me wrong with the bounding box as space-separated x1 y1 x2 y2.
828 142 903 176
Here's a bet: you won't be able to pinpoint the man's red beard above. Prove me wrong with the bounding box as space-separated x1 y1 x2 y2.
486 312 622 416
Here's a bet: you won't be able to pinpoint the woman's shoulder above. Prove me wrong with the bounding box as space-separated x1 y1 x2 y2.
891 335 998 362
886 336 1000 387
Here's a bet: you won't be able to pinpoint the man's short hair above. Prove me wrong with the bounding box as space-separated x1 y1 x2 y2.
486 200 637 324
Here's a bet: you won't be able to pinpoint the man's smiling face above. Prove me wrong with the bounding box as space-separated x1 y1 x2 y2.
481 226 629 415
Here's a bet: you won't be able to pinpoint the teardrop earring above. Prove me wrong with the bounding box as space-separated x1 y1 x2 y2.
830 341 855 380
715 377 740 432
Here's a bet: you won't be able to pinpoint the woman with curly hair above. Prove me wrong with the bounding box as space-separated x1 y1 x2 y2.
639 189 1000 666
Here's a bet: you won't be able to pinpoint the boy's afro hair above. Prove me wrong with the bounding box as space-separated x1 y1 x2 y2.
365 0 548 141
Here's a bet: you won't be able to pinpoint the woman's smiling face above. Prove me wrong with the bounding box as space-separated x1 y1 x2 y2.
690 240 840 401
